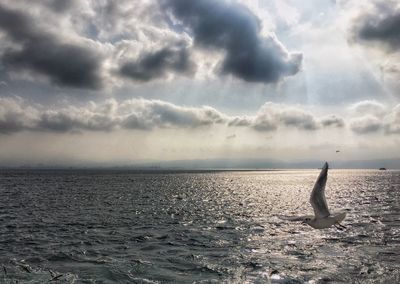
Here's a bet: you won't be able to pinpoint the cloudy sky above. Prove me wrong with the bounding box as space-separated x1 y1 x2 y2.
0 0 399 166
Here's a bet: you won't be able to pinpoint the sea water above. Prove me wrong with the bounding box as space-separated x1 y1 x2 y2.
0 169 399 283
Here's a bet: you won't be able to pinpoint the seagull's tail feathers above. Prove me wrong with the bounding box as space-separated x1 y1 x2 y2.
333 212 346 223
277 215 313 222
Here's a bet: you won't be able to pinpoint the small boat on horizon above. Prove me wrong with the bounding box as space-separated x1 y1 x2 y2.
379 167 386 170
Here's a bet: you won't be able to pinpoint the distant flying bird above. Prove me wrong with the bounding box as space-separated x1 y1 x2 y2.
279 162 346 229
336 150 340 153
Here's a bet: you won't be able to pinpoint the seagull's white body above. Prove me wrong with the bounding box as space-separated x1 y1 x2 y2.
306 212 346 229
279 162 346 229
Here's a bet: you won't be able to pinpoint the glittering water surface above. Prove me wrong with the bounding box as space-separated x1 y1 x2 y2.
0 169 399 283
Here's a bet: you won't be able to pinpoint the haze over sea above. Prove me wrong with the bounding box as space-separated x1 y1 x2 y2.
0 168 399 283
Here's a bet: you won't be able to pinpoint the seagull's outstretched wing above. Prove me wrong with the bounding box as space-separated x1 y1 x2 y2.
310 162 330 218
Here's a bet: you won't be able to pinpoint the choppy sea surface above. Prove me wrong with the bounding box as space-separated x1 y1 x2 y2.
0 169 399 283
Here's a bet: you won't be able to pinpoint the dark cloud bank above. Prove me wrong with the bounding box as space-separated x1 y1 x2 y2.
352 1 400 51
139 0 302 84
0 3 102 89
0 0 302 88
121 0 302 84
161 0 302 83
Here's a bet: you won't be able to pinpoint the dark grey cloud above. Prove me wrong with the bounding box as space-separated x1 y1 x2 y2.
0 3 102 89
161 0 302 84
120 45 196 82
352 1 400 51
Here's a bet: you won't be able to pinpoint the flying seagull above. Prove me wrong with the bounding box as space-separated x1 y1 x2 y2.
280 162 346 229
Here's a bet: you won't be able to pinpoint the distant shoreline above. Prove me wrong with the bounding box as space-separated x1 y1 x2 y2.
0 167 398 173
2 158 399 171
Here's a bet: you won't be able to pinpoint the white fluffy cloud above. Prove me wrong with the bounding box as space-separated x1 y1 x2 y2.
350 115 383 134
321 116 345 128
348 100 386 117
347 100 400 135
384 104 400 134
0 97 39 133
4 96 400 137
119 99 226 130
228 102 343 132
0 97 227 133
